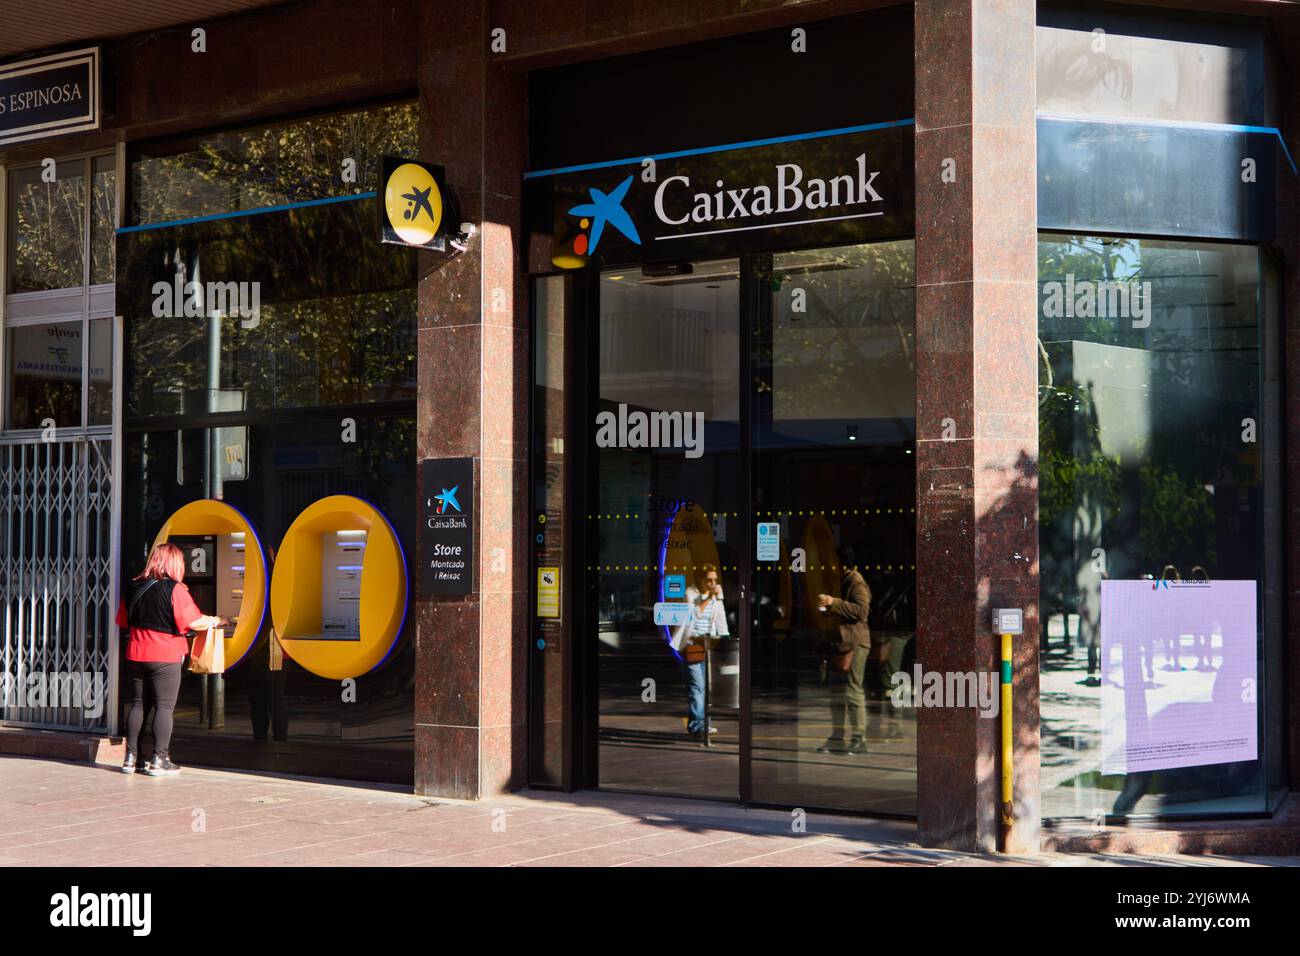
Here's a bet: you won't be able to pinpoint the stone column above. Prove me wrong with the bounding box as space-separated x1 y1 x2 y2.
413 1 529 799
913 0 1041 852
1278 16 1300 792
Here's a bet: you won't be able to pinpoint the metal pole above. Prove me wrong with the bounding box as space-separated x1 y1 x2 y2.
703 641 711 748
202 264 226 730
1000 631 1013 842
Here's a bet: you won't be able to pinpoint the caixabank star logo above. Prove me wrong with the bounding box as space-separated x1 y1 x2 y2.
553 173 641 268
379 156 452 249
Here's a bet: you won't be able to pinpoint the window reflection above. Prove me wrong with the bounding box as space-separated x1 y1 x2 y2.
121 101 418 418
1038 234 1273 818
128 289 416 416
7 161 85 293
751 241 917 815
91 155 116 285
5 321 86 429
595 260 742 801
131 101 417 224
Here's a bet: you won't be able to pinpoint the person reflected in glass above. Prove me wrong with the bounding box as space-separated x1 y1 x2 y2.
248 545 289 742
670 565 728 741
816 548 872 756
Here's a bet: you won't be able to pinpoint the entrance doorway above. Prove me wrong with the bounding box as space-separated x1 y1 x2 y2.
533 240 917 814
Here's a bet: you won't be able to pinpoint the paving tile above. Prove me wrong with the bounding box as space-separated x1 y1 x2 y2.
2 756 1297 868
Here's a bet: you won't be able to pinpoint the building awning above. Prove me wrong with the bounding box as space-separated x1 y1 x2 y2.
0 0 282 58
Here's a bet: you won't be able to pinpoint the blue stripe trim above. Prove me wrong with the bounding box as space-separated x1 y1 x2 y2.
116 191 377 235
523 119 916 180
1037 112 1298 175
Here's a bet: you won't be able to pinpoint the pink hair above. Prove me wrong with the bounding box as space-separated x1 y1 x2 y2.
138 542 185 582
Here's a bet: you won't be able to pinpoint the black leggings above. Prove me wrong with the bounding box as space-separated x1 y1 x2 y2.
125 661 183 757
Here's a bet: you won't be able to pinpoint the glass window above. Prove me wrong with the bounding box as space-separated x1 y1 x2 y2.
123 414 415 759
6 320 84 429
121 102 418 418
131 101 418 225
7 160 85 293
126 285 416 417
91 155 116 285
88 317 113 426
1038 234 1275 818
117 103 418 773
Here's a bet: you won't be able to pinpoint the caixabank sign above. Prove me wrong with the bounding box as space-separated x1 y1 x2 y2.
378 156 458 250
526 122 915 268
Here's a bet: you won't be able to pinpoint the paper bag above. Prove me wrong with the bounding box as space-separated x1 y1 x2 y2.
268 629 284 672
188 627 226 675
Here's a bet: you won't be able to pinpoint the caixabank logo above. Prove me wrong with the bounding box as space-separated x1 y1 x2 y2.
553 174 641 268
535 123 916 269
379 156 455 250
569 175 642 256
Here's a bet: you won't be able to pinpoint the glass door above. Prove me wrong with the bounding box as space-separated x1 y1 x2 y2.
594 259 742 799
748 241 918 814
581 242 917 812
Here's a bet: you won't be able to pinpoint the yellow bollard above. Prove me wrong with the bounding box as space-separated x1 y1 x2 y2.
1000 632 1013 835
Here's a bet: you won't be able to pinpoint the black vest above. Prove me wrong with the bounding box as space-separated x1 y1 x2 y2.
126 577 181 635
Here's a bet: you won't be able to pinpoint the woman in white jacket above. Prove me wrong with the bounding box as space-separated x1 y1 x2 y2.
670 565 728 739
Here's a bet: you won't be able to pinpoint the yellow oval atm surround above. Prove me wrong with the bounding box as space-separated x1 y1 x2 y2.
271 495 408 680
152 500 268 668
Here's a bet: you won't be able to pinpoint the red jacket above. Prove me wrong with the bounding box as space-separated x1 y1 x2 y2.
116 579 204 664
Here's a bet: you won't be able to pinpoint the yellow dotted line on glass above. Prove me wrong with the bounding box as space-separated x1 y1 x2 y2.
586 564 743 572
584 508 917 520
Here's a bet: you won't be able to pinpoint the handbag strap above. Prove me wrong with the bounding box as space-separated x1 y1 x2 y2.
127 578 161 619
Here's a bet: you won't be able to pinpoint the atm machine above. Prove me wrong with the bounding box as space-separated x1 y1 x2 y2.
170 535 216 623
320 529 365 640
170 532 246 629
215 531 248 629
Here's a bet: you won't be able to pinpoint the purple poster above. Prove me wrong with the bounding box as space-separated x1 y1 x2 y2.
1100 580 1257 775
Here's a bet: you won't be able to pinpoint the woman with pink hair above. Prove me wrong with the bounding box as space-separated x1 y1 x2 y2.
114 542 226 776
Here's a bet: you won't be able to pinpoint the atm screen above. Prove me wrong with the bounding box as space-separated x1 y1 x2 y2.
172 533 245 631
185 583 216 624
215 532 248 626
318 530 365 641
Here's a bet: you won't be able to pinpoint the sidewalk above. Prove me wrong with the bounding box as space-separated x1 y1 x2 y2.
0 755 1295 867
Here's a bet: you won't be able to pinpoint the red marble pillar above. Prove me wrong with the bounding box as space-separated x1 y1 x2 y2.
914 0 1041 852
1277 17 1300 792
414 1 529 799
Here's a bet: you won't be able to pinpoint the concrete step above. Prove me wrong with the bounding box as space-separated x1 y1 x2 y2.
0 726 125 764
1043 795 1300 856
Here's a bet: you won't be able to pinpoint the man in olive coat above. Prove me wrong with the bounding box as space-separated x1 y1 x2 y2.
816 549 873 755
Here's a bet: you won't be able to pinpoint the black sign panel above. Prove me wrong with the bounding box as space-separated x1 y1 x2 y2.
421 458 474 595
0 48 99 147
526 124 914 269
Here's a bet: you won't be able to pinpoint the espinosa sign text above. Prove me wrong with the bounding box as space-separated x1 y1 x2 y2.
0 48 99 147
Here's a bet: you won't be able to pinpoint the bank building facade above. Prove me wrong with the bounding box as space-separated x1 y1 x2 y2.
0 0 1297 855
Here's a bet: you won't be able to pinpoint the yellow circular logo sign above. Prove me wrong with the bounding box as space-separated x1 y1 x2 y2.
384 162 443 245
